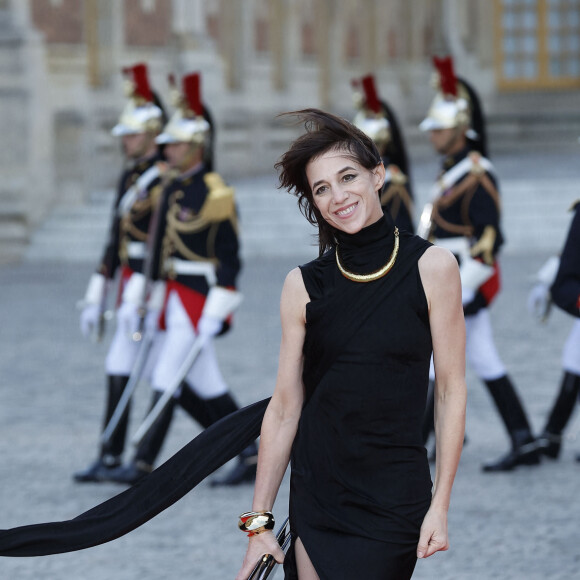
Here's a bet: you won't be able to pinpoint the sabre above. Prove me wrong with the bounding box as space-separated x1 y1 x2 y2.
131 289 243 447
96 309 114 343
416 202 433 240
247 517 291 580
100 328 156 445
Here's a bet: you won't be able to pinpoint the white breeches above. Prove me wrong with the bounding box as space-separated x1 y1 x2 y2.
105 301 164 378
429 308 506 381
562 319 580 375
151 290 229 399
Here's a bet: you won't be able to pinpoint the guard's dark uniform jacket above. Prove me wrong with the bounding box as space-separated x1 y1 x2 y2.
429 146 503 315
150 164 241 330
380 159 414 233
551 200 580 318
98 153 164 279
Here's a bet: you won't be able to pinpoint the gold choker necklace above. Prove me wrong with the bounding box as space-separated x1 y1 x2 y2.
335 227 399 283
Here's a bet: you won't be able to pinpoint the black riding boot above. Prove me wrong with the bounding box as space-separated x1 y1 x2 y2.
190 392 259 487
108 390 176 485
481 375 540 472
74 375 131 482
178 383 216 428
537 372 580 459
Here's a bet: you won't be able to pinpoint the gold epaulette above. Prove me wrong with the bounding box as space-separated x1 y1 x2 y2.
468 151 485 176
149 183 163 206
386 164 408 185
200 172 236 222
469 225 496 266
569 199 580 212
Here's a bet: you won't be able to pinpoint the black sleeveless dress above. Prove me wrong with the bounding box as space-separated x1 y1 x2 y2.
284 214 433 580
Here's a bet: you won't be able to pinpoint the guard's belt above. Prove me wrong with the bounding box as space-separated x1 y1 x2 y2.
165 258 217 286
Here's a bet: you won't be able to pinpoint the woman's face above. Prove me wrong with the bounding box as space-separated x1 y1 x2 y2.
306 148 385 234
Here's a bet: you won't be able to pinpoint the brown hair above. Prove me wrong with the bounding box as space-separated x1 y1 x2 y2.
275 108 382 255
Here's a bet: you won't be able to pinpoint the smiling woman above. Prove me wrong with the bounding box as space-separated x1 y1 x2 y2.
306 150 385 234
236 109 467 580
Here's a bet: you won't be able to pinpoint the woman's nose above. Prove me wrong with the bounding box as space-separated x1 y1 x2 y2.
331 186 348 203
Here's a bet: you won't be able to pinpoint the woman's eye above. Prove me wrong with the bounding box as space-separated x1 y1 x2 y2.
343 173 356 182
314 185 327 195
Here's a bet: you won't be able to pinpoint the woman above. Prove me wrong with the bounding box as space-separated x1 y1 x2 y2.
236 109 466 580
0 109 464 578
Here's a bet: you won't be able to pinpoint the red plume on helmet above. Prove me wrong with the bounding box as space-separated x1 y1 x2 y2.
125 63 153 102
361 75 382 114
433 56 458 98
182 73 204 117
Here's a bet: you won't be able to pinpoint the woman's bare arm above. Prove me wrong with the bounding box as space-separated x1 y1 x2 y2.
417 246 467 559
236 267 309 579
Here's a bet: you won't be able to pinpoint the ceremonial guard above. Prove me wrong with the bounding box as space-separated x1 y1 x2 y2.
419 56 539 471
74 63 166 483
107 72 258 486
530 201 580 459
352 74 415 232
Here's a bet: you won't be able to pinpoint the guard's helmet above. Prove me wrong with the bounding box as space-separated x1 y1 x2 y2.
111 63 164 136
156 73 210 145
352 74 410 176
155 72 215 170
419 56 488 157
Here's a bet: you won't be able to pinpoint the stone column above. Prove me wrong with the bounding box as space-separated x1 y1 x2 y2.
361 0 378 74
222 0 246 91
271 0 289 91
317 0 331 109
0 1 53 260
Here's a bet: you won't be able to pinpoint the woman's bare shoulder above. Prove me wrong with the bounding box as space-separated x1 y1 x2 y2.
283 267 308 294
280 267 310 322
418 245 459 279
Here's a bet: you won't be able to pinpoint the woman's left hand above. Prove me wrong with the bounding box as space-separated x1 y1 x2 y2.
416 506 449 559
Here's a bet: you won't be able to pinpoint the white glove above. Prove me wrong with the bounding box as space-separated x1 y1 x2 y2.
79 273 107 339
461 287 476 307
459 257 494 294
527 283 551 322
536 256 560 286
197 287 243 338
197 315 223 338
122 272 147 306
80 304 102 338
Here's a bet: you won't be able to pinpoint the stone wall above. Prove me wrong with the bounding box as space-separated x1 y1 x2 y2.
1 0 579 261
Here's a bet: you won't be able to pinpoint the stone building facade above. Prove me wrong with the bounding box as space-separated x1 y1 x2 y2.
1 0 580 256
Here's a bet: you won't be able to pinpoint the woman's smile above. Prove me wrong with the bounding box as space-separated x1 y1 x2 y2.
335 201 359 218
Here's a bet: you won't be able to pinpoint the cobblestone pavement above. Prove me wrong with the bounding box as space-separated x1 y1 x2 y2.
1 247 580 579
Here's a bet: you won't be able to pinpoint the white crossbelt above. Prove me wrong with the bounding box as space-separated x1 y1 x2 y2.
127 241 147 259
118 165 161 217
165 258 217 286
429 155 496 200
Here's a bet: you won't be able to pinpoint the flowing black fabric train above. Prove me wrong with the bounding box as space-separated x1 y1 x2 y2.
0 398 269 557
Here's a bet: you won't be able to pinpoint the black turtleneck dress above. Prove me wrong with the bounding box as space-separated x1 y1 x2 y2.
284 214 433 580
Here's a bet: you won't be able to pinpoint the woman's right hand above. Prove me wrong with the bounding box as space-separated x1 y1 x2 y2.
235 531 285 580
